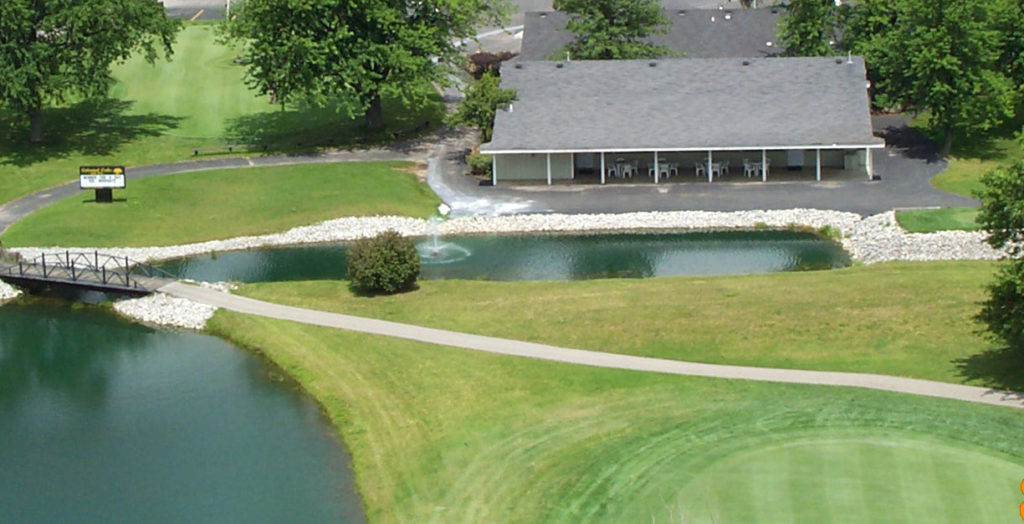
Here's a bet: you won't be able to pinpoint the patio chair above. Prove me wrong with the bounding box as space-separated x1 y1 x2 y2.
607 164 620 179
669 163 679 177
694 162 706 177
721 160 730 176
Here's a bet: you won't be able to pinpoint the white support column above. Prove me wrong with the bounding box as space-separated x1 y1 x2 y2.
570 152 576 180
491 155 497 186
815 148 821 182
761 149 767 182
546 153 552 185
600 152 606 185
865 147 873 179
707 150 713 183
654 151 660 184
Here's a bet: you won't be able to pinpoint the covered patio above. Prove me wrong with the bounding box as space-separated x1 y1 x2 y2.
481 57 885 186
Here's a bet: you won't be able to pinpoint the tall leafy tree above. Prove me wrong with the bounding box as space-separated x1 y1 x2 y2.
0 0 180 142
223 0 506 131
448 72 515 142
778 0 841 57
842 0 1014 155
975 159 1024 353
553 0 673 60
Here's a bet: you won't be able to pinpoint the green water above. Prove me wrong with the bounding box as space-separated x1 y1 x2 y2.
0 301 365 523
158 230 850 283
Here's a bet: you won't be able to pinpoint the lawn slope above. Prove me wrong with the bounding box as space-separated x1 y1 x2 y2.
209 312 1024 523
232 261 1019 388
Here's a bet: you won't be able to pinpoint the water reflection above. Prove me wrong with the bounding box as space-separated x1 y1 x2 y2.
0 302 148 410
158 230 850 283
0 302 365 524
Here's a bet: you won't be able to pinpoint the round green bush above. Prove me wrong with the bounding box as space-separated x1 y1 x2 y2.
347 230 420 294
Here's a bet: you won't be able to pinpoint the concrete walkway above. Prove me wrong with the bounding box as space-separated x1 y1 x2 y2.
162 281 1024 410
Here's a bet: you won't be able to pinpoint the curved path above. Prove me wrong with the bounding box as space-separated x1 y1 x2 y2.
162 281 1024 410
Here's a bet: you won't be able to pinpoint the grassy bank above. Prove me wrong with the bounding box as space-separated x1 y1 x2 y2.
232 261 1020 389
208 312 1024 523
900 122 1023 231
895 207 980 233
0 24 443 206
1 162 439 247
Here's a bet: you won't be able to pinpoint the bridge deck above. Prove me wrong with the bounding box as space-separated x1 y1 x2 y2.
0 252 175 295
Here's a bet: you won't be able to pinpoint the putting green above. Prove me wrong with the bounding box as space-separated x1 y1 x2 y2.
670 432 1023 523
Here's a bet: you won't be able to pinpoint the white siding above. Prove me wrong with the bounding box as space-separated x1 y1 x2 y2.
494 153 573 180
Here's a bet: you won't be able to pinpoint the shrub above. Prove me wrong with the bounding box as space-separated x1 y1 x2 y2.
468 151 492 177
347 230 420 295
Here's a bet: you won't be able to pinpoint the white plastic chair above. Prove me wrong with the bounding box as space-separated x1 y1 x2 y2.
694 162 706 177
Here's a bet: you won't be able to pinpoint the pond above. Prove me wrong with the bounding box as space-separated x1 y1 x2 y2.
157 230 850 283
0 301 365 524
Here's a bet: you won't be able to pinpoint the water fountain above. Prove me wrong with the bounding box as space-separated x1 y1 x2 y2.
417 216 472 265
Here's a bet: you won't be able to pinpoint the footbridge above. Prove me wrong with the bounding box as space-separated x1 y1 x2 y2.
0 251 175 294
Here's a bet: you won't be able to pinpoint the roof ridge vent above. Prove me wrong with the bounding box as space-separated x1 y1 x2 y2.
649 60 657 67
514 62 523 69
555 62 564 68
742 60 750 66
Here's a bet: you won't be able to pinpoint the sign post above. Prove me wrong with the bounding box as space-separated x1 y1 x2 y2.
79 166 125 203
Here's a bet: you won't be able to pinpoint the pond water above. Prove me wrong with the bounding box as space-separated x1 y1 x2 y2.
157 230 850 283
0 301 365 524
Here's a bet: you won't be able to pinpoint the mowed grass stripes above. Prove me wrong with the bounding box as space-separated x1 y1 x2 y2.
108 24 443 141
208 313 1024 523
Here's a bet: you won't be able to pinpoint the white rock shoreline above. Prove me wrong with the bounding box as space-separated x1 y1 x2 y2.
0 280 22 303
8 208 1004 265
5 208 1005 330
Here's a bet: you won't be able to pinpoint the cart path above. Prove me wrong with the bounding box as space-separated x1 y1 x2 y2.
162 281 1024 410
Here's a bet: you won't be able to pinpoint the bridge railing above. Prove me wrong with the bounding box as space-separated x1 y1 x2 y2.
0 250 177 291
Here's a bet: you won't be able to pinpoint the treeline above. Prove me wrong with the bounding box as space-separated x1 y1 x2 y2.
780 0 1024 155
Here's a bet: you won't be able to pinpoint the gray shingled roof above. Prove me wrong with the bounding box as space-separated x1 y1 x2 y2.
518 8 783 61
480 57 884 154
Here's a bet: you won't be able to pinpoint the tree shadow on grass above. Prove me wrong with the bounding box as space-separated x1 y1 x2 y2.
224 94 444 153
0 98 184 168
954 344 1024 392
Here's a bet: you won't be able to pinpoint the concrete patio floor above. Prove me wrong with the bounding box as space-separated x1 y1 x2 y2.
435 115 976 217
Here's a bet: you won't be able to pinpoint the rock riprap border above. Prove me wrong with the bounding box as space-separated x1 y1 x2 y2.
0 280 21 303
7 208 1003 330
9 208 1004 265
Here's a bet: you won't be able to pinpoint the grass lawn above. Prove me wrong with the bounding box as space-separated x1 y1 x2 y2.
0 23 443 206
232 261 1023 389
898 114 1023 231
208 312 1024 523
109 24 442 142
932 137 1024 198
895 206 980 233
0 162 439 247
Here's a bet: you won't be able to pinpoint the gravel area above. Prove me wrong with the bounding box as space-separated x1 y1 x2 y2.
9 208 1004 265
113 292 217 330
0 280 22 303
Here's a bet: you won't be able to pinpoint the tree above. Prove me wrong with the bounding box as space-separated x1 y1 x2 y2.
0 0 180 142
975 160 1024 351
841 0 1015 156
448 72 515 142
778 0 841 57
223 0 506 131
553 0 673 60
